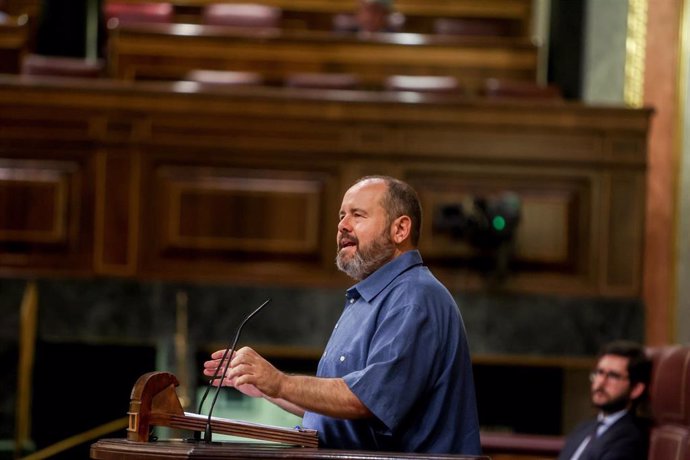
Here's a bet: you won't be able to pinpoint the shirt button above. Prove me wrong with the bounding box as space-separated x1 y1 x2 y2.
349 298 354 304
334 323 338 329
339 355 346 362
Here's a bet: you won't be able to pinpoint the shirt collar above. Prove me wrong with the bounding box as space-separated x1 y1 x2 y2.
346 250 423 303
598 408 628 428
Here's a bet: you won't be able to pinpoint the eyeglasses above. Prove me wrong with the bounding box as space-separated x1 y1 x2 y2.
589 368 629 383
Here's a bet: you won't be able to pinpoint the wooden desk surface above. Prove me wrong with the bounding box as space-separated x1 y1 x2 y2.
91 439 490 459
108 23 538 91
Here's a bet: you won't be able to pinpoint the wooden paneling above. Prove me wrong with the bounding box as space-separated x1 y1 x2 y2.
155 167 323 253
517 195 572 263
0 76 650 296
413 172 588 269
95 149 139 275
0 153 95 274
0 161 70 243
108 24 538 93
0 16 28 74
409 170 593 289
602 172 646 294
136 147 341 282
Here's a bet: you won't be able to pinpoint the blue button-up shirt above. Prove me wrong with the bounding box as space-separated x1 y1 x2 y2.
302 250 480 454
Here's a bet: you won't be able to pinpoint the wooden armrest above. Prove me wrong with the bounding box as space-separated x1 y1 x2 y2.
480 431 564 456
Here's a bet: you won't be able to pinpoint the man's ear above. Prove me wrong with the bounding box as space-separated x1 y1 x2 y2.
630 382 646 401
391 215 411 244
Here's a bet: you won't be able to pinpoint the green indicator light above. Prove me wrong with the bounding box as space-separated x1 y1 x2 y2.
492 216 506 231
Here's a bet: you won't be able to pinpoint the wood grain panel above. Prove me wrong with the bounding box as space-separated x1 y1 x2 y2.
147 115 345 153
156 167 322 254
95 150 139 275
400 127 602 161
0 161 71 243
0 151 95 275
0 107 94 142
516 196 571 263
603 173 645 295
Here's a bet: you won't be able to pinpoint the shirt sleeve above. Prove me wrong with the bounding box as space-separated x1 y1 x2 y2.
342 302 438 432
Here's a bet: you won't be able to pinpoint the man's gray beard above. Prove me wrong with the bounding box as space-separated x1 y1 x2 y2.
336 233 396 281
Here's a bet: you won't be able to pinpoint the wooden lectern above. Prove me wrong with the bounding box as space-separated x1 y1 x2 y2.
125 371 317 446
90 371 490 460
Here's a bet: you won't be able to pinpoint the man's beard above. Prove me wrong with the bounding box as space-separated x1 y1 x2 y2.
593 389 632 414
336 230 396 281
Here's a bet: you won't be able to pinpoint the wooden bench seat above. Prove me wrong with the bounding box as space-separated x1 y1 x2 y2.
103 0 533 34
108 22 539 92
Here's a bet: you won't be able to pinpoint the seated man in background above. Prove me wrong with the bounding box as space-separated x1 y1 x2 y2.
558 340 652 460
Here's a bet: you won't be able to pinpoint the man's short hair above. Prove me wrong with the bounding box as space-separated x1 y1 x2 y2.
354 176 422 246
598 340 652 387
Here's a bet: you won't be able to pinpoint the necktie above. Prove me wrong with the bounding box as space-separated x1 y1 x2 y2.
570 421 603 460
589 420 603 442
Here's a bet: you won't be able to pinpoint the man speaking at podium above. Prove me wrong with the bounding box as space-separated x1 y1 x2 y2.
204 175 481 455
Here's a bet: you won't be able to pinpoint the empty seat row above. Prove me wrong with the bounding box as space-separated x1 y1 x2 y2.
104 2 282 28
17 57 561 99
184 70 561 99
103 1 519 36
104 2 174 27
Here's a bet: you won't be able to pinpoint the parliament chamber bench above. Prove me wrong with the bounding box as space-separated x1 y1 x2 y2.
0 14 28 73
0 75 649 298
101 0 533 35
107 22 539 93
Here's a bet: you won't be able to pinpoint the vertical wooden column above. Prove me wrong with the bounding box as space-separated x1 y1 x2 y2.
94 149 140 276
642 0 683 345
15 280 37 457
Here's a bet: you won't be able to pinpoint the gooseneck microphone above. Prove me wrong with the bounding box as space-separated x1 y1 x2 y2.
197 298 272 443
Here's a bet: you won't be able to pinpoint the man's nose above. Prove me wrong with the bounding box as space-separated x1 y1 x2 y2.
591 380 605 391
338 216 352 232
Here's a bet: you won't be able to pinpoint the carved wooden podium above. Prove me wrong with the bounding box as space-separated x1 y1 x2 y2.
124 371 317 446
90 371 490 460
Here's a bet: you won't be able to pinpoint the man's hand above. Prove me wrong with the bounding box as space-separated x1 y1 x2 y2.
202 346 369 419
203 346 285 398
225 346 286 398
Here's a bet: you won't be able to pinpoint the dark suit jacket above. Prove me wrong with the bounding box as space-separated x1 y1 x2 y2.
557 412 649 460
